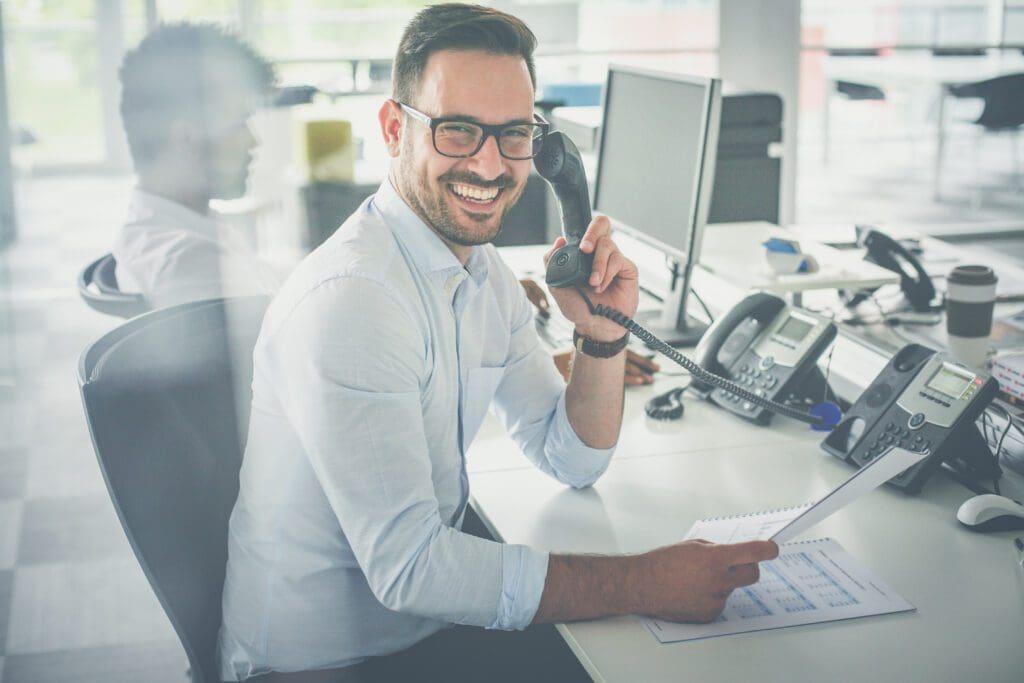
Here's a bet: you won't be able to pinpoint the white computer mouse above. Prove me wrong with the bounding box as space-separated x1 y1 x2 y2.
956 494 1024 532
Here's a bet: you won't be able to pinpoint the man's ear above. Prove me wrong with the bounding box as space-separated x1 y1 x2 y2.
379 99 404 158
167 118 204 160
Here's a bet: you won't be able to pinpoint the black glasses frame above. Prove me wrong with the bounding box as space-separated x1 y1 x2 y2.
397 101 549 160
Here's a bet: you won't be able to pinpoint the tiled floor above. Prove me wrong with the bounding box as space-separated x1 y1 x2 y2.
0 117 1020 681
1 176 187 682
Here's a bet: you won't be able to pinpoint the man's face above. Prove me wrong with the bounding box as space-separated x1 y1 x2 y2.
201 85 259 200
392 49 535 249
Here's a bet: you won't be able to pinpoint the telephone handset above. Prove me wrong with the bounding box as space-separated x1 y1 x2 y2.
844 228 937 312
532 131 594 288
692 292 837 425
533 131 832 428
822 343 999 494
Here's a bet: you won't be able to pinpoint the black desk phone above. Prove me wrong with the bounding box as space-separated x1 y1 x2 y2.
692 292 837 424
822 343 1000 493
533 131 832 428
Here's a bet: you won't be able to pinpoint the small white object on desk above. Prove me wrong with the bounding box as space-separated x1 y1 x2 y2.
701 222 899 295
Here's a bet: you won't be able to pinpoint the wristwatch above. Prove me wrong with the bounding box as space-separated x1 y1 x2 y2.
573 329 630 359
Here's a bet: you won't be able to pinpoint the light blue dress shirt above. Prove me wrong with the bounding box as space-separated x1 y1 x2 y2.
218 179 615 680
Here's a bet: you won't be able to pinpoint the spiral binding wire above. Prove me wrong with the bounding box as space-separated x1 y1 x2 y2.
573 285 825 427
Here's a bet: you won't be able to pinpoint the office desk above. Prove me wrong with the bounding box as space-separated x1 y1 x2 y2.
822 53 1024 199
468 383 1024 683
701 222 899 303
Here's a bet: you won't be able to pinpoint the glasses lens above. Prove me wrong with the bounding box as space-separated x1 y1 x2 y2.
434 121 483 157
499 124 544 159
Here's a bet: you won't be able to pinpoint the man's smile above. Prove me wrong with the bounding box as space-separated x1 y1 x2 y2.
447 181 503 209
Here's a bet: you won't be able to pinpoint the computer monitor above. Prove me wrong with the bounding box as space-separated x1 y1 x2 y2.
593 65 722 346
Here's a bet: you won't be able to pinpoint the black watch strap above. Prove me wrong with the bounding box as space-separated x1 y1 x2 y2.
573 329 630 358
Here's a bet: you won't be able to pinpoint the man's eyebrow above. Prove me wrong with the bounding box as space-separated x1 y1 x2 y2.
441 113 535 126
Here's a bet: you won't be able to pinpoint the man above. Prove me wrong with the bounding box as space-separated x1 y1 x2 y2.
218 5 776 681
112 23 283 309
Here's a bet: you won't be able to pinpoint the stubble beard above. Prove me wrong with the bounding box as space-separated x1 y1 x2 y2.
396 144 525 248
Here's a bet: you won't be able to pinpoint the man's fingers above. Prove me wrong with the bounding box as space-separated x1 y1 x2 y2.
723 540 779 565
578 215 612 254
543 237 567 266
626 351 660 372
591 239 623 291
726 562 761 588
624 363 654 385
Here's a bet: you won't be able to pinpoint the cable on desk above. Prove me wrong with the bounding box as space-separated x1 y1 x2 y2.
691 288 714 326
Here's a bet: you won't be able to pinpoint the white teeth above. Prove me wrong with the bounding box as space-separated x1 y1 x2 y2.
450 183 499 201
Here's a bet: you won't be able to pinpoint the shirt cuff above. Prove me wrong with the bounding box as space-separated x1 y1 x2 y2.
545 393 615 488
490 544 549 630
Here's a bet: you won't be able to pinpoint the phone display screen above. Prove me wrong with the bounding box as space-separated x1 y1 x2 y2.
776 316 813 344
926 365 974 399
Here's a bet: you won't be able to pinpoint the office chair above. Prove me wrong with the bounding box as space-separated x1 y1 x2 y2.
829 48 886 102
947 72 1024 190
78 253 149 319
78 296 269 683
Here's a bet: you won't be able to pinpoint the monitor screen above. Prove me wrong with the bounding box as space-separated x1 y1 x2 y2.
593 66 720 261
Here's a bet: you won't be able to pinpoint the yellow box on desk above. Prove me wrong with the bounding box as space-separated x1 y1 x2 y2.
294 108 355 183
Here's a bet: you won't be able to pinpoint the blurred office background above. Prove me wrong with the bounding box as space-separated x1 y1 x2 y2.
0 1 1022 681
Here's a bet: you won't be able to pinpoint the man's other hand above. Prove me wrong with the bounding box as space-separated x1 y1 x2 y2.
551 349 659 385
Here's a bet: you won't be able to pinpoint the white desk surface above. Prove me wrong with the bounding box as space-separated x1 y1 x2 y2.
701 222 900 294
469 394 1024 683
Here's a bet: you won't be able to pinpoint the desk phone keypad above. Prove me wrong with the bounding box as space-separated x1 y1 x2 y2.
712 355 793 423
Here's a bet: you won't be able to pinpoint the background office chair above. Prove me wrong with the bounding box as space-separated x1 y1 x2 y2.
946 72 1024 192
77 253 149 319
829 47 886 102
78 296 269 683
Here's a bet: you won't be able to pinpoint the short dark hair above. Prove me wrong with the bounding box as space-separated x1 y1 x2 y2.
119 22 275 166
392 3 537 106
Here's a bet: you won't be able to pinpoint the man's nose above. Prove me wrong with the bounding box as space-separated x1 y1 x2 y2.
245 121 260 150
466 133 504 179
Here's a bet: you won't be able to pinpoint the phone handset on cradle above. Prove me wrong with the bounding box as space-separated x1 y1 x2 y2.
533 131 832 428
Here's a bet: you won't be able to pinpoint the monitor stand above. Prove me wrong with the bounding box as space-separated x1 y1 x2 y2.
635 268 708 348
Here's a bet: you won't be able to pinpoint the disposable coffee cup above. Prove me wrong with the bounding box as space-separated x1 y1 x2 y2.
946 265 997 368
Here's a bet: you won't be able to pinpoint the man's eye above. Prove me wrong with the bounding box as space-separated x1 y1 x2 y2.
502 126 531 139
439 123 478 136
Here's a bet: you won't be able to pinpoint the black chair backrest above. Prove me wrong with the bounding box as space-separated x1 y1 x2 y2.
78 296 269 683
78 253 149 319
948 72 1024 130
932 47 987 57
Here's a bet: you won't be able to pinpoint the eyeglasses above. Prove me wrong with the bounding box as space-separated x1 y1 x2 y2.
397 101 549 160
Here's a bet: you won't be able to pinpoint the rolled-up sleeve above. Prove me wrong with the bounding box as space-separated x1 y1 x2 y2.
490 275 615 489
263 276 545 629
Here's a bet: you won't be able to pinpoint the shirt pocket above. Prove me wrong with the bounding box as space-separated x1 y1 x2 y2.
462 366 505 453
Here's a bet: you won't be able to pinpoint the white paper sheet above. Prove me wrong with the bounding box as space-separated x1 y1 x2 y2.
644 538 915 644
684 447 930 546
771 447 928 544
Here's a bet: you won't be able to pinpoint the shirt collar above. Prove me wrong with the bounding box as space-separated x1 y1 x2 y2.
373 177 488 285
130 188 219 237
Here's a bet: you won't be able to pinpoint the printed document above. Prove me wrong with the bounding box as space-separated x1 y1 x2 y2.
644 537 915 643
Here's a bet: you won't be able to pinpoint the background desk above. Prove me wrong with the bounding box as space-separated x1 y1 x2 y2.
467 375 1024 683
822 52 1024 199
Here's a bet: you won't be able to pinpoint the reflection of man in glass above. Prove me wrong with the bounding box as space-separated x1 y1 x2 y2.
112 23 282 309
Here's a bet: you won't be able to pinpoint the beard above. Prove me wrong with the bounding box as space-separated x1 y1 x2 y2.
396 142 525 248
